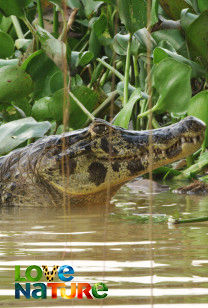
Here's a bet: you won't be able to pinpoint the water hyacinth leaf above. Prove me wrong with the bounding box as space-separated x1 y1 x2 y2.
0 0 32 17
114 88 142 129
150 0 159 26
0 59 18 68
32 97 53 121
25 52 60 99
89 14 107 58
0 65 33 104
152 29 185 51
113 33 139 56
198 0 208 12
78 51 94 66
134 28 157 53
49 86 98 128
180 8 198 31
49 71 64 93
81 0 103 17
0 117 51 155
153 47 206 77
187 91 208 146
0 31 14 58
186 11 208 69
153 58 192 113
159 0 193 20
117 0 147 34
42 38 67 69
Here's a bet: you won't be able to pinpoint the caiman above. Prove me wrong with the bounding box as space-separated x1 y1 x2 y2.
0 116 205 207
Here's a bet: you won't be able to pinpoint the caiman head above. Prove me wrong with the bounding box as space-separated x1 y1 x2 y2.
35 116 205 203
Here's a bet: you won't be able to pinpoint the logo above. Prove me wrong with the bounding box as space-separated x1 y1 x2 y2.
15 265 108 299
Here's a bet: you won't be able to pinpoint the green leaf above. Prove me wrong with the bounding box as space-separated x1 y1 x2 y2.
134 28 157 53
49 71 64 93
32 97 53 121
152 29 185 51
114 88 142 129
24 51 60 99
117 0 147 34
0 0 32 17
159 0 193 20
186 11 208 69
0 117 51 155
187 91 208 146
180 8 198 31
153 58 192 113
89 14 107 58
49 86 98 128
81 0 103 17
151 0 159 26
42 38 67 69
198 0 208 12
0 31 14 58
153 47 206 78
113 33 139 56
0 65 33 104
0 59 19 68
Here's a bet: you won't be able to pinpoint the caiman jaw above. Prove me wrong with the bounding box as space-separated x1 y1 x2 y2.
38 116 206 199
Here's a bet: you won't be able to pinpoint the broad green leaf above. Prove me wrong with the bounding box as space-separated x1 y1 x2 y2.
152 29 185 51
113 33 139 56
117 0 147 34
0 117 51 155
134 28 157 53
0 65 33 104
181 8 198 31
49 86 98 128
159 0 193 20
0 0 32 17
71 51 94 68
151 0 159 26
89 14 107 58
25 52 60 99
0 31 14 58
153 58 192 113
114 88 142 129
32 97 53 121
81 0 103 17
49 71 64 93
186 11 208 69
42 38 66 69
0 59 18 68
198 0 208 12
187 91 208 146
153 47 206 77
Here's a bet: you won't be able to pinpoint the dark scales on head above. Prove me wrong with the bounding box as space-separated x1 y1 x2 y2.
127 160 145 175
88 162 107 186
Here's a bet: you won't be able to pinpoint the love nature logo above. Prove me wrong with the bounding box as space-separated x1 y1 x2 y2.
15 265 108 300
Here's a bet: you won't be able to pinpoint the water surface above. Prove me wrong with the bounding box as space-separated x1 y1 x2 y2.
1 179 208 307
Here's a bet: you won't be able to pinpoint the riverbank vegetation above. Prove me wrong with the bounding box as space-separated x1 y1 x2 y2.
0 0 208 180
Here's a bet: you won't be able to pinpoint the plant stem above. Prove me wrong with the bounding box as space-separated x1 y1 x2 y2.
84 90 118 126
11 16 24 39
173 216 208 224
68 91 95 121
53 6 59 36
97 58 124 81
137 104 158 119
36 0 44 28
133 55 139 88
123 34 132 105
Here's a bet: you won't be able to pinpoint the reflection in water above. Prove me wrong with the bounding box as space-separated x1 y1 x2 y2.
1 180 208 307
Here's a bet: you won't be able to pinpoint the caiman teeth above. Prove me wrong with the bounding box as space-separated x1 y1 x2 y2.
193 137 197 145
181 137 185 143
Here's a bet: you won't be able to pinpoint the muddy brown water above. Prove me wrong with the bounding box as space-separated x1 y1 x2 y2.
1 179 208 307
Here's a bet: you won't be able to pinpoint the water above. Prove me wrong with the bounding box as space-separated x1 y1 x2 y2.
1 179 208 307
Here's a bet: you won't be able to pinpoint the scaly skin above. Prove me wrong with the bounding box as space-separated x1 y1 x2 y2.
0 116 205 207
